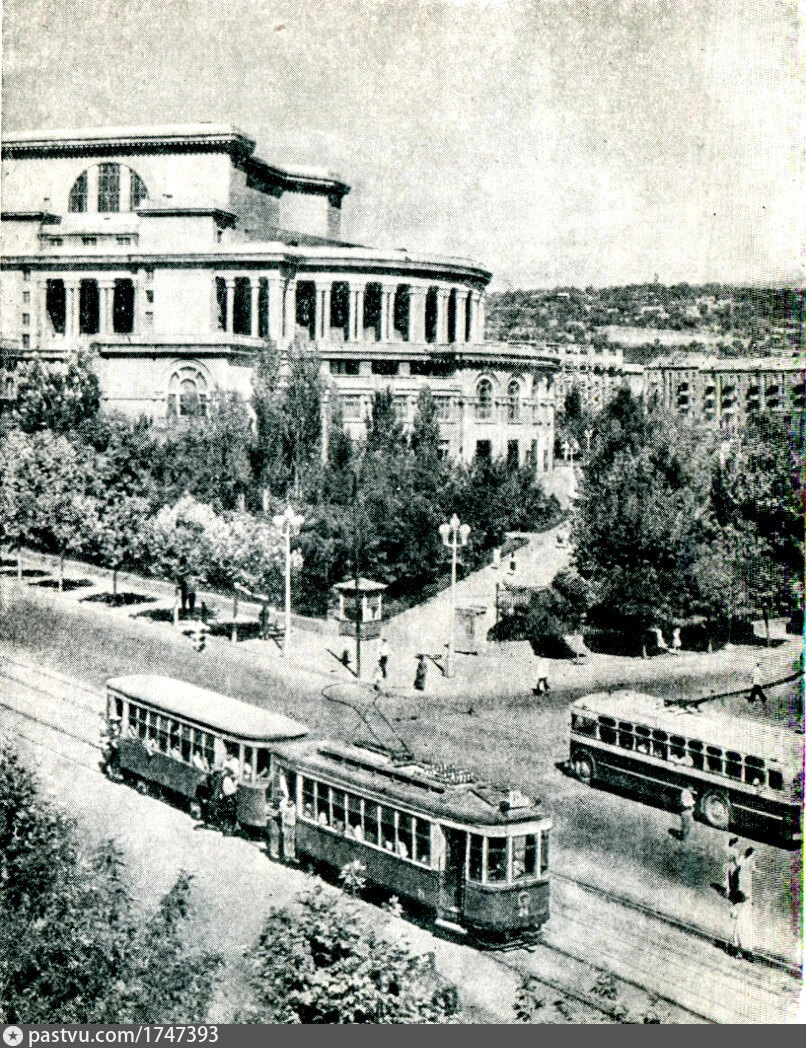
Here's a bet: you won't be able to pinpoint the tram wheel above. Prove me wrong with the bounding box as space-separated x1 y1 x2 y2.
701 790 731 829
188 799 203 821
572 753 594 784
134 780 149 796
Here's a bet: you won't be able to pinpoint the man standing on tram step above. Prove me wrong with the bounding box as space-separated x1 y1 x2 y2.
414 654 427 691
280 794 297 862
749 661 767 705
678 786 696 840
378 636 390 679
729 847 756 961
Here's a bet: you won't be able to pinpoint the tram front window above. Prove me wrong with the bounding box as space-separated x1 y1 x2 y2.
540 829 549 875
256 748 271 778
512 834 537 880
487 838 507 883
469 834 483 882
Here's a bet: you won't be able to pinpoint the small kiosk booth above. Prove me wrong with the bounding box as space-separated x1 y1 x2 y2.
333 578 387 641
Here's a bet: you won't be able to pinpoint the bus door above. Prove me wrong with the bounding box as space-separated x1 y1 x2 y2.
440 827 467 914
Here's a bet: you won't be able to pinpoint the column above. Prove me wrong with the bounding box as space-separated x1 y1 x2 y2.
436 288 450 345
477 292 486 343
408 287 426 343
250 279 260 337
347 283 359 342
317 282 332 342
354 284 366 342
267 276 285 343
381 283 396 342
454 290 469 343
64 279 79 339
99 279 116 334
283 278 297 340
35 278 47 344
224 278 236 335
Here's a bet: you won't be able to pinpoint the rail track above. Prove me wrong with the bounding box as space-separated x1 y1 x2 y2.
0 656 800 1023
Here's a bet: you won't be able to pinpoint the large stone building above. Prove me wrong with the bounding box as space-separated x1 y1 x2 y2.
552 342 644 412
1 124 556 471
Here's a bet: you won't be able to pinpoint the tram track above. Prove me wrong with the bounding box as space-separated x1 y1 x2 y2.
0 659 800 1023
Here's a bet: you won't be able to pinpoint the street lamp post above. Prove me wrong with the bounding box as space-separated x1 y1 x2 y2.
439 514 471 678
273 504 305 657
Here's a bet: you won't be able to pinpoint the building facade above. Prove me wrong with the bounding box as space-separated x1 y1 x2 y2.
552 342 644 412
1 124 556 471
645 353 805 430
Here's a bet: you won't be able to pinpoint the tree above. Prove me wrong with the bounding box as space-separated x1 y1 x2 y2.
92 492 151 598
23 432 99 590
365 388 404 455
0 429 37 578
0 745 221 1023
13 350 101 435
283 350 323 494
147 494 219 606
206 511 285 616
239 881 458 1024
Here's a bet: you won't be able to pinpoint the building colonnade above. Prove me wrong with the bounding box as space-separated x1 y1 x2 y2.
214 273 486 346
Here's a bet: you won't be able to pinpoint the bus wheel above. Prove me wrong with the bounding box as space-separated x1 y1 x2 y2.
572 753 594 784
701 791 730 829
188 799 203 821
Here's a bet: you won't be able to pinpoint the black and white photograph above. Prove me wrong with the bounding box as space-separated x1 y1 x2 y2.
0 0 803 1027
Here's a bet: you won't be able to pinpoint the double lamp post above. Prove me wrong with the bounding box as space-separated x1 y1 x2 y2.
273 503 305 657
439 514 470 679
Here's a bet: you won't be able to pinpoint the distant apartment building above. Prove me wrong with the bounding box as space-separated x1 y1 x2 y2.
645 353 805 429
552 342 644 412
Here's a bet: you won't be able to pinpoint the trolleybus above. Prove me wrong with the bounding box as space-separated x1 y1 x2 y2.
104 674 553 943
568 690 803 843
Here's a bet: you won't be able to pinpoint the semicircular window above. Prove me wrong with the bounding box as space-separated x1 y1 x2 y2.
68 164 149 214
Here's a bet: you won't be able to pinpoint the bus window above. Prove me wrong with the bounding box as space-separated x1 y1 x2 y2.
744 757 764 787
414 819 431 866
256 749 271 778
572 714 597 737
468 834 483 881
316 784 330 826
347 794 363 837
181 725 192 762
669 736 686 762
487 838 507 883
725 752 742 780
169 723 181 758
364 801 380 845
512 834 537 880
652 730 668 760
706 747 723 774
331 790 346 832
688 740 704 769
768 769 783 792
137 708 147 740
599 717 617 745
540 829 549 875
148 711 158 741
635 726 651 754
618 722 634 749
128 703 138 735
302 777 315 818
397 812 413 858
380 806 396 851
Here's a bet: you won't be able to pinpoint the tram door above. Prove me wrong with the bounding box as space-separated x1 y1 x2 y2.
440 828 467 914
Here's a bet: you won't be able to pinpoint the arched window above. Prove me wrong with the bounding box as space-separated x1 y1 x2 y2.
167 367 208 420
476 378 493 421
68 164 149 213
507 378 522 422
68 171 88 213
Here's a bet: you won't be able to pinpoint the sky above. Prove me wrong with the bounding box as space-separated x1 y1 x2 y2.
2 0 802 288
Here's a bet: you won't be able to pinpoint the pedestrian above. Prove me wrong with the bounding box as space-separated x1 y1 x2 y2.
533 659 550 695
220 768 238 831
749 661 767 705
671 627 682 654
678 786 696 840
414 654 427 691
341 648 351 670
188 586 196 617
372 662 383 693
723 836 741 897
267 798 282 860
378 636 389 679
729 847 756 961
280 794 297 862
259 602 270 640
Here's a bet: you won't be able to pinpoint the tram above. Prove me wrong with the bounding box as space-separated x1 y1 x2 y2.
568 690 803 843
104 674 553 943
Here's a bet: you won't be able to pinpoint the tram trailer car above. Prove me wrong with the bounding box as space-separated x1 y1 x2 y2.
105 675 552 944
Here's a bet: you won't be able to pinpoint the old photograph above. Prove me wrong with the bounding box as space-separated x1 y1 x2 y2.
0 0 803 1027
